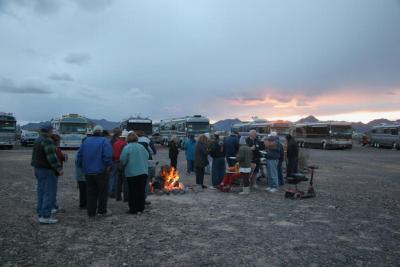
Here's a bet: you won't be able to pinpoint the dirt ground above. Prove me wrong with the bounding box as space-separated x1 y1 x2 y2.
0 144 399 266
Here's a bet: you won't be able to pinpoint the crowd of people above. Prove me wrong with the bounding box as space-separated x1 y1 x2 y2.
178 130 299 194
31 122 299 224
31 123 157 224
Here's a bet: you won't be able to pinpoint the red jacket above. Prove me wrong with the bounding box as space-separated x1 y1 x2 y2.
56 147 65 167
113 138 127 161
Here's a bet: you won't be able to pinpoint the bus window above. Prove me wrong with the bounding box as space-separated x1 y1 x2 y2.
391 128 399 135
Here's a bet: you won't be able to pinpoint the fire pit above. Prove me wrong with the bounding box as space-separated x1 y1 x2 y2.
151 165 186 195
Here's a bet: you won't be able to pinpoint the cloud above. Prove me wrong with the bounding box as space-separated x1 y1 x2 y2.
64 53 91 66
72 0 115 12
127 88 152 99
0 0 62 15
48 73 73 82
0 77 52 94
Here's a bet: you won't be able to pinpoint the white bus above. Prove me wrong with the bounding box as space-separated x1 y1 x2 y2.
159 115 210 145
231 120 291 142
0 112 17 149
231 119 271 139
294 122 353 149
369 125 400 150
120 117 153 136
52 114 89 149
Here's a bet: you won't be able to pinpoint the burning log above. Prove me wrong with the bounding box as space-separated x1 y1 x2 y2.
150 165 185 195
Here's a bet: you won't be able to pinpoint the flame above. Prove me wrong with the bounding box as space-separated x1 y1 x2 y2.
160 166 184 191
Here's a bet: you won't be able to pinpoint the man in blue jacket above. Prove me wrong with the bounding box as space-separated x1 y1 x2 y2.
77 125 113 217
264 133 280 192
223 131 239 167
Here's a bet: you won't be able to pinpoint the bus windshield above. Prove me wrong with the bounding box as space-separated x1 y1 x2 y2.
126 123 152 135
60 123 87 134
187 122 210 133
330 125 352 137
271 127 290 135
255 126 270 134
0 121 16 132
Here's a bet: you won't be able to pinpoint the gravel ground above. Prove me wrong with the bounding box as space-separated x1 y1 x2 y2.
0 144 399 266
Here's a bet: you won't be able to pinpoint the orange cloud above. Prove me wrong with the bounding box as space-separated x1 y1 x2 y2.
219 88 400 123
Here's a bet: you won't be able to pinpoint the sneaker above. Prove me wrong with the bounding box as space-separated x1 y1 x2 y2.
209 186 216 190
269 188 278 193
265 187 272 191
201 185 208 189
39 217 58 224
253 184 259 189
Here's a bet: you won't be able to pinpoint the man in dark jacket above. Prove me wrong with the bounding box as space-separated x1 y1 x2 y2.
286 134 299 177
77 125 113 218
223 131 239 167
246 129 265 184
31 122 63 224
209 133 226 188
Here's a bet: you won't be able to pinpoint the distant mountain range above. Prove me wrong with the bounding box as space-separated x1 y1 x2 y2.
21 115 400 133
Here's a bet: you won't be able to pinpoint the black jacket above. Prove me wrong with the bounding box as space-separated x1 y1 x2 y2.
209 140 225 158
169 141 179 159
194 142 209 168
246 137 264 163
287 139 299 158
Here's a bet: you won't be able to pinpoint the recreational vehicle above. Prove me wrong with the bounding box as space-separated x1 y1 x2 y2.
294 122 353 149
369 125 400 149
159 115 210 145
120 117 153 136
52 114 89 149
0 112 17 149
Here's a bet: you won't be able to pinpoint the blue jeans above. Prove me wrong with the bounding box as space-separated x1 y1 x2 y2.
278 160 284 186
35 168 57 218
186 160 194 174
108 162 118 193
267 160 279 189
211 157 226 186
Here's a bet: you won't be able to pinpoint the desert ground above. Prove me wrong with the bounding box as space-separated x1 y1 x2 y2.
0 144 399 266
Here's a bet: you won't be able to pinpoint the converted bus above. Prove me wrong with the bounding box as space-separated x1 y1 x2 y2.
369 125 400 150
120 117 153 136
231 120 291 142
159 115 210 145
0 112 17 149
52 114 89 149
294 122 353 149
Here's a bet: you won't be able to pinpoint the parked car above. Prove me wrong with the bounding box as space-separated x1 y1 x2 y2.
21 130 39 146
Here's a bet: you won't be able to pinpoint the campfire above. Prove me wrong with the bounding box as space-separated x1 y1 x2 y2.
151 165 185 195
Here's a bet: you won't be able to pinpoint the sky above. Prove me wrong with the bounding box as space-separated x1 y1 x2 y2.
0 0 400 124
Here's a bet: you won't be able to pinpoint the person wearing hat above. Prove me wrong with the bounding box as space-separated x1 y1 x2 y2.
31 122 63 224
113 130 128 201
77 125 113 217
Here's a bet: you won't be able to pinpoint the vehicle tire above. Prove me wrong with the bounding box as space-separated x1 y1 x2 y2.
322 142 327 150
376 143 380 148
301 142 305 148
396 143 400 151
